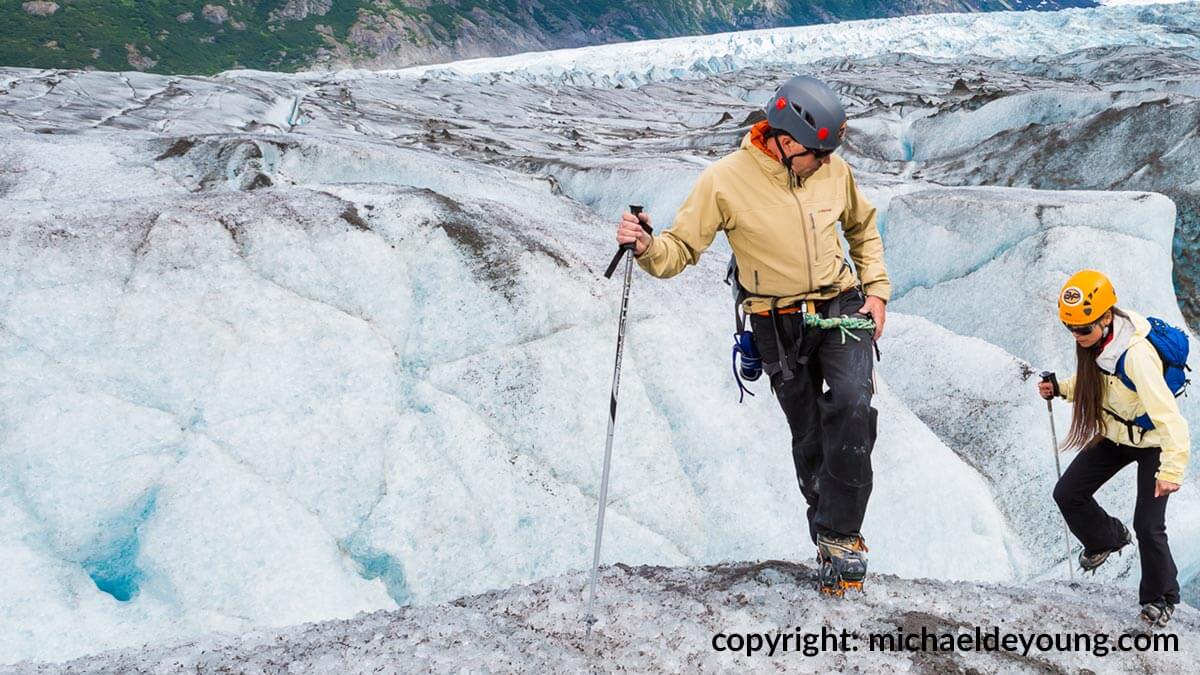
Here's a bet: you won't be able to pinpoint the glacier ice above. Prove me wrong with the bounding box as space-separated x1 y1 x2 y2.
384 5 1200 88
3 1 1200 666
884 187 1176 299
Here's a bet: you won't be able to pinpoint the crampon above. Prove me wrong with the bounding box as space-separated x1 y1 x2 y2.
1079 522 1132 575
817 535 868 597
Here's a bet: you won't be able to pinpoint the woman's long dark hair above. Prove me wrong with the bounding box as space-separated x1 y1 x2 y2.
1063 307 1129 451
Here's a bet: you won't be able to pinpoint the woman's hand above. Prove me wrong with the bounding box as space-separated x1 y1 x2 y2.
1037 381 1056 400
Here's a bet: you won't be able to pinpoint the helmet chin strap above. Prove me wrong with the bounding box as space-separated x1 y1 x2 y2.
772 135 809 174
772 134 813 188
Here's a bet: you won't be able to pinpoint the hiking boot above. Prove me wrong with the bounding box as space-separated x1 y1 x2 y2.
1140 602 1175 628
817 533 868 596
1079 522 1132 574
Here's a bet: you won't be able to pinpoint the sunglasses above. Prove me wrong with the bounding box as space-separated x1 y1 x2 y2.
1064 321 1100 336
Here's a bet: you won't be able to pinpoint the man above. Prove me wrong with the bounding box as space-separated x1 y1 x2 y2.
615 75 891 595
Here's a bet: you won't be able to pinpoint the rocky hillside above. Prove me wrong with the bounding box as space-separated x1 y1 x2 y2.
1 1 1097 75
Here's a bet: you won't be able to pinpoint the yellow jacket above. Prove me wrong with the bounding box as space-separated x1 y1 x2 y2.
1059 310 1191 483
635 126 891 313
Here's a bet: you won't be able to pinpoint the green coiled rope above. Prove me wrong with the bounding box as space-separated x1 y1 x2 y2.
804 313 876 343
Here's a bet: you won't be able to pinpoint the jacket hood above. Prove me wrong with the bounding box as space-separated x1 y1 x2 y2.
1097 309 1150 373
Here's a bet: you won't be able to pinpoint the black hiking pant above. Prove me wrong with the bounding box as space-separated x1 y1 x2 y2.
1053 438 1180 605
750 288 877 545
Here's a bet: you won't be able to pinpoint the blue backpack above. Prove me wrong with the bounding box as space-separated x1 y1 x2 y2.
1112 316 1192 432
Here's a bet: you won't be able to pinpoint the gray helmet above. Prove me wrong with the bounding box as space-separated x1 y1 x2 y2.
763 75 846 151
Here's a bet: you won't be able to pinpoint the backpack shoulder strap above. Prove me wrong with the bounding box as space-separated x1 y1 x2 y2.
1115 351 1135 391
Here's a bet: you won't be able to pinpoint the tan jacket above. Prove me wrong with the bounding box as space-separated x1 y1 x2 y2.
635 127 890 313
1059 310 1191 484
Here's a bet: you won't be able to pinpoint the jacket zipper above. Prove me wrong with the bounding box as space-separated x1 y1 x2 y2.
808 211 819 290
789 190 814 293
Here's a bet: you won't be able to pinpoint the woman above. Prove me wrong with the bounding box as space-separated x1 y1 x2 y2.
1039 269 1189 627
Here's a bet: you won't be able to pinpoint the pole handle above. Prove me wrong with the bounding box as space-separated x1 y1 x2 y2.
1040 370 1059 399
604 205 651 279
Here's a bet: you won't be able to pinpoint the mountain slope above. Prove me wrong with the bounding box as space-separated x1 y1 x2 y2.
1 1 1097 75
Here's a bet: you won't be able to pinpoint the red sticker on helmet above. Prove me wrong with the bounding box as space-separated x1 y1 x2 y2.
776 97 787 110
817 127 830 140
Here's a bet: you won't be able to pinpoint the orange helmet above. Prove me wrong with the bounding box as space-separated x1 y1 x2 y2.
1058 270 1117 325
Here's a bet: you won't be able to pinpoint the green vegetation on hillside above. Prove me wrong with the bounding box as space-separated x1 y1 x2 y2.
0 0 371 74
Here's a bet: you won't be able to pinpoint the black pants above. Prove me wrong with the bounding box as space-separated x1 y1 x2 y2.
1053 438 1180 605
750 288 877 544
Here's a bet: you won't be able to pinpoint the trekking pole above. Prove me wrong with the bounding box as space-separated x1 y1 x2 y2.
1041 371 1074 582
585 206 652 639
